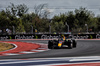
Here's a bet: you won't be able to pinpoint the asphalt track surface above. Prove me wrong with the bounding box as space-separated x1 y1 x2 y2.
0 40 100 59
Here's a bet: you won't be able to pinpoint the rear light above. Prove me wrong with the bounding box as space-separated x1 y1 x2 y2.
58 43 62 47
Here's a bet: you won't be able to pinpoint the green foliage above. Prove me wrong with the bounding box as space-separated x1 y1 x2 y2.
16 19 25 33
0 3 100 34
0 10 10 28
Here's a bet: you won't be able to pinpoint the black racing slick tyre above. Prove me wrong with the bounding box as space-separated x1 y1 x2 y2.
73 40 77 48
48 41 53 49
68 40 73 49
48 40 55 49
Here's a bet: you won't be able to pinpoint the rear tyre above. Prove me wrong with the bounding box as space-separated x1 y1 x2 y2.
68 40 73 49
73 40 77 48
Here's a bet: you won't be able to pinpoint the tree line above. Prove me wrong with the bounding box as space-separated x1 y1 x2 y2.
0 3 100 34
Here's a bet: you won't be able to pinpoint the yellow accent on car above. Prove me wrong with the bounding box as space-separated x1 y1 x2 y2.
58 43 62 47
63 37 65 40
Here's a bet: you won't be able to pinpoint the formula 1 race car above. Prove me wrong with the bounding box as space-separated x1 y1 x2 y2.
48 36 77 49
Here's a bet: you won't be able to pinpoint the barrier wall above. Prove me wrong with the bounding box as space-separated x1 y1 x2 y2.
0 34 100 40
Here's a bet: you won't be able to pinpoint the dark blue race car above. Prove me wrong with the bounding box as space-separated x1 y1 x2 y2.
48 36 77 49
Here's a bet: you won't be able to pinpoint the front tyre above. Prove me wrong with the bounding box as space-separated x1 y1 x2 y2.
48 41 53 49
